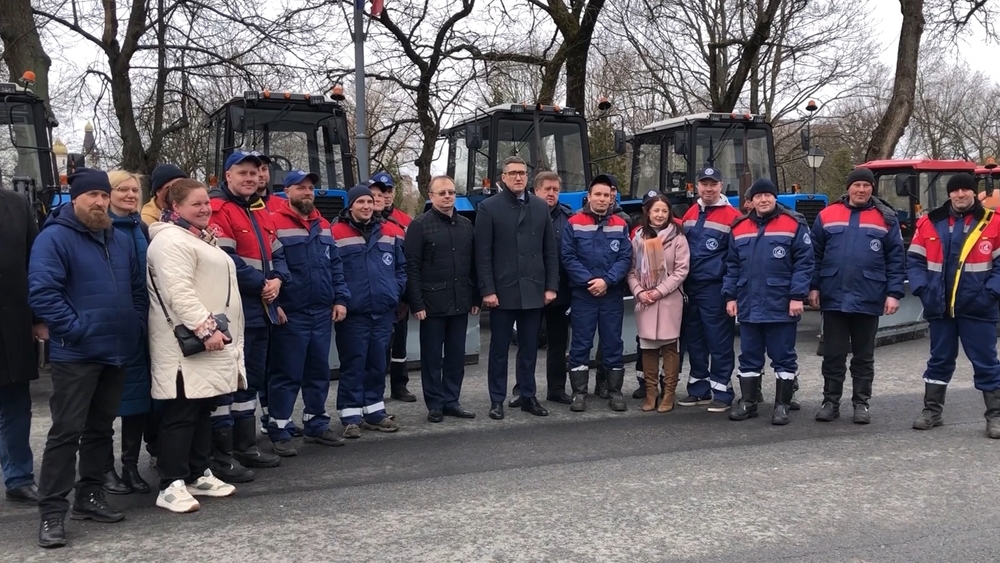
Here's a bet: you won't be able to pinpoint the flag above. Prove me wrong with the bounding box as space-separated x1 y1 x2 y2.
355 0 383 16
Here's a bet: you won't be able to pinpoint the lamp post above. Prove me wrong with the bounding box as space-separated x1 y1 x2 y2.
806 146 825 194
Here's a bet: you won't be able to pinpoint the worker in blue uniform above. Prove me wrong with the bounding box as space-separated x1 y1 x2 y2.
562 174 633 412
331 185 406 438
267 171 352 455
723 178 814 425
908 172 1000 438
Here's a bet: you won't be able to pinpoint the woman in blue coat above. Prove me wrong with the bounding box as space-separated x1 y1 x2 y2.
104 170 154 494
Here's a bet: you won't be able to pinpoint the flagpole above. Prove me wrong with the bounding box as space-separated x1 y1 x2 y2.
354 1 370 182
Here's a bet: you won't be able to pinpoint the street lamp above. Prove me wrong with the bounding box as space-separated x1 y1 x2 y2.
806 146 825 194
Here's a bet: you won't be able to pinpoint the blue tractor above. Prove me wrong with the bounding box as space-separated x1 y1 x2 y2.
436 103 602 219
623 112 828 224
207 89 355 221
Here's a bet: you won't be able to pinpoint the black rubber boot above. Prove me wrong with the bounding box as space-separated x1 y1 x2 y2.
912 383 946 430
789 376 801 411
233 417 281 468
209 427 255 483
852 377 873 424
983 389 1000 439
815 378 843 422
729 375 761 421
607 368 627 412
772 377 795 425
594 369 610 399
569 368 588 412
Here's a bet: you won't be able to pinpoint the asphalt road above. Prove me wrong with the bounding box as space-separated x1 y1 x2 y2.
3 311 1000 562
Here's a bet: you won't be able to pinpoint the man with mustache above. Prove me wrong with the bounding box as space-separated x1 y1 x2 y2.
266 171 351 455
28 169 147 548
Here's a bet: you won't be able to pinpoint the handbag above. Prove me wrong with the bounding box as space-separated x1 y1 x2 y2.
149 264 233 357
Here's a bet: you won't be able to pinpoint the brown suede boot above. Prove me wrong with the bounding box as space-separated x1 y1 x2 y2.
640 349 660 412
658 343 680 413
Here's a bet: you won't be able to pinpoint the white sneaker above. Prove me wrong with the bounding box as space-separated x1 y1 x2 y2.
156 480 200 513
186 469 236 497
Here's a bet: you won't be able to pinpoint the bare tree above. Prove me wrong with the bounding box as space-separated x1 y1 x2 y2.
329 0 479 195
0 0 52 116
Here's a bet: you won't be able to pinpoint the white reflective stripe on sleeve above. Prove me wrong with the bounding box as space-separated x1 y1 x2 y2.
377 235 395 244
210 405 231 418
923 378 949 386
232 400 256 412
320 228 332 237
217 237 237 249
738 371 762 378
964 262 992 272
242 257 263 270
926 261 942 272
702 221 732 233
271 239 282 252
339 407 364 417
362 401 386 414
993 248 1000 259
908 243 927 256
775 371 797 380
276 228 309 238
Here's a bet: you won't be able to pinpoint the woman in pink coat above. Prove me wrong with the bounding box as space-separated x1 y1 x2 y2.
628 193 690 413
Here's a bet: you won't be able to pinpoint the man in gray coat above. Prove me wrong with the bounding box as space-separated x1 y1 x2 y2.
476 156 559 420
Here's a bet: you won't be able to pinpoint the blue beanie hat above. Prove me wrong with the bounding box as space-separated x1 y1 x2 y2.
347 184 374 208
746 178 777 200
68 168 112 200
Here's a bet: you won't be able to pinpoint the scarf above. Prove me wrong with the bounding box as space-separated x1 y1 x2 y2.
160 207 220 246
635 225 669 291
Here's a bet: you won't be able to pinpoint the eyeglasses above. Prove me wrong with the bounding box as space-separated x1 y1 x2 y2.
432 190 457 196
503 170 527 177
113 187 141 194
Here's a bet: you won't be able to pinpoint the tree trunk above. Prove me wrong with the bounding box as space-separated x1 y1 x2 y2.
563 39 590 116
413 84 435 198
0 0 52 118
864 0 925 161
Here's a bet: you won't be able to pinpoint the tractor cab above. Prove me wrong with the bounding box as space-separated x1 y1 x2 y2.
207 89 355 221
624 112 826 225
0 73 68 221
439 103 594 220
865 159 978 245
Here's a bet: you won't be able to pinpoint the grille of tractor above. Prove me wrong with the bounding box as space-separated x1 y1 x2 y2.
315 195 345 222
795 199 826 226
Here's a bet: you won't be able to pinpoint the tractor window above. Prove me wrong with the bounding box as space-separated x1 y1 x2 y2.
876 174 911 218
0 102 44 192
237 108 347 189
920 172 958 212
496 118 588 192
474 125 490 191
634 136 661 194
693 125 773 195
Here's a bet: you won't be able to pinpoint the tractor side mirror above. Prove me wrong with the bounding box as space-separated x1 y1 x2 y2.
465 124 482 150
894 173 915 198
613 129 626 155
673 131 687 155
228 105 245 134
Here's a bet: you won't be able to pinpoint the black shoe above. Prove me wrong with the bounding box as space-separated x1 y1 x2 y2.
545 391 573 405
815 402 840 422
6 483 39 504
427 409 444 423
443 406 476 419
210 427 255 483
772 378 795 426
233 417 281 468
632 382 646 399
120 465 151 494
391 387 417 402
70 490 125 523
102 469 131 495
508 396 522 408
303 428 347 447
729 375 762 422
853 404 871 425
594 373 609 399
38 516 66 548
520 397 549 417
913 383 946 430
489 402 505 420
271 440 298 457
606 368 627 412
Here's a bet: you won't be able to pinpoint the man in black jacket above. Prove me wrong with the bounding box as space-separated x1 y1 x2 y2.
405 176 479 422
476 156 560 420
0 190 43 506
535 171 573 404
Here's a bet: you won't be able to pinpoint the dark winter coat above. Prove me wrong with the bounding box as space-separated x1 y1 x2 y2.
474 188 559 310
110 211 152 417
0 191 40 386
28 204 148 366
405 208 479 317
548 203 573 307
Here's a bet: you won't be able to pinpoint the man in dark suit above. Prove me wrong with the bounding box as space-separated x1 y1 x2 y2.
0 189 44 506
475 156 559 420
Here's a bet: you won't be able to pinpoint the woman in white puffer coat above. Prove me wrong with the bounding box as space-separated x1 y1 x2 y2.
146 178 246 513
